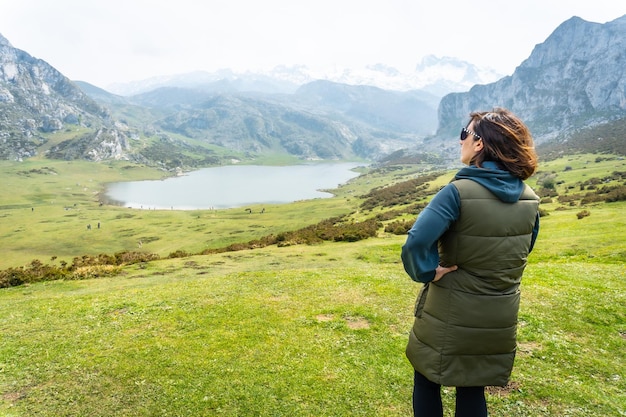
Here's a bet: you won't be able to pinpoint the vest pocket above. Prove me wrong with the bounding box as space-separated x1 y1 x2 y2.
446 290 520 328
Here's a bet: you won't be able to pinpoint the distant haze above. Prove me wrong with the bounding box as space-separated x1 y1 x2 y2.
0 0 624 88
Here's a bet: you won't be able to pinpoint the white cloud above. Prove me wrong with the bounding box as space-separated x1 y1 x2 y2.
0 0 624 87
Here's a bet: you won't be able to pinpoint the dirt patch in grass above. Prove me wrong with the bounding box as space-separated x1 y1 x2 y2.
2 390 26 403
517 341 541 356
316 314 335 322
486 381 521 396
315 314 371 329
345 316 370 330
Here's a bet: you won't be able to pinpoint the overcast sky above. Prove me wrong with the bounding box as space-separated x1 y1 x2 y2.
0 0 624 88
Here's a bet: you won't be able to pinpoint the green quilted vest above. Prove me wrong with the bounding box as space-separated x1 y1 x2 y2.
406 179 539 387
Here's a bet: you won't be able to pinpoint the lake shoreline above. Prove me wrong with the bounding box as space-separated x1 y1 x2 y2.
101 162 365 210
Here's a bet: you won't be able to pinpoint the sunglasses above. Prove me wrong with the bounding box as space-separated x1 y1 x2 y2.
460 127 482 141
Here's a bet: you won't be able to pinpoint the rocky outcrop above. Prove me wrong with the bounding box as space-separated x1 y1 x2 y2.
0 33 116 159
45 127 130 161
436 15 626 143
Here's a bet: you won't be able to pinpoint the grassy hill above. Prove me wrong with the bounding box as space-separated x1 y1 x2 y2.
0 153 624 416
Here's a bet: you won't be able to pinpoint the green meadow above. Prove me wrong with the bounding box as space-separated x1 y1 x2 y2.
0 154 625 416
0 159 373 270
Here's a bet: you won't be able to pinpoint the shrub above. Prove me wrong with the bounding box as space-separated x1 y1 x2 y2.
558 194 581 204
0 259 71 288
0 268 27 288
538 208 550 217
0 251 161 288
537 187 558 198
71 265 121 279
384 220 414 235
604 186 626 202
541 178 556 189
576 210 591 219
168 250 191 258
359 173 440 210
113 251 160 265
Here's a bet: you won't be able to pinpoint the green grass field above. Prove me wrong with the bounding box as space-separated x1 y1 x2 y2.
0 159 373 270
0 154 624 416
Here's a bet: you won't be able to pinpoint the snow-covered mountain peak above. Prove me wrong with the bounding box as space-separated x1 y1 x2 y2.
105 56 504 97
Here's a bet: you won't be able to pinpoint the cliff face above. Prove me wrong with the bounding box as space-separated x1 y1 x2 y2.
0 34 129 160
437 15 626 143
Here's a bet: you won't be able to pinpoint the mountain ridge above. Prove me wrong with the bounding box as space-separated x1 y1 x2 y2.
1 14 625 167
105 56 503 97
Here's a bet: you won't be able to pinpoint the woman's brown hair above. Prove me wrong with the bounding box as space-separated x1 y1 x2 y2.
468 107 538 180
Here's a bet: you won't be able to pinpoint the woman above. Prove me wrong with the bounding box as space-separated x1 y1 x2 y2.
401 108 540 417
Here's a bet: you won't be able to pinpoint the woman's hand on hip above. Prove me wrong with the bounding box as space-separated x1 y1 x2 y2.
433 265 458 282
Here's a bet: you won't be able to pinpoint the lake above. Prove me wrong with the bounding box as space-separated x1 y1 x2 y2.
104 163 364 210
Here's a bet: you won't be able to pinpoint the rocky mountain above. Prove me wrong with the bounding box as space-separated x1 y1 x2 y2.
131 90 366 159
293 80 438 134
0 34 123 160
0 30 441 165
431 15 626 154
121 82 432 160
1 14 625 168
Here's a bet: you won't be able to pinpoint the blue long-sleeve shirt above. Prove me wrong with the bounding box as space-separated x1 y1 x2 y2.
401 162 540 283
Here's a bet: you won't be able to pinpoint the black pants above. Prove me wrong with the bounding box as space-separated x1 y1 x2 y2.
413 371 487 417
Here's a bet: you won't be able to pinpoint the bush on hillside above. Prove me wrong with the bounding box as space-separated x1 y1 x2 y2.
384 220 414 235
0 251 160 289
168 250 192 258
582 185 626 204
537 187 558 198
273 217 381 246
360 173 440 210
0 259 71 288
196 216 382 253
374 203 427 222
577 210 591 219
